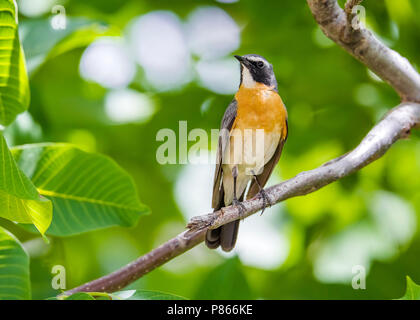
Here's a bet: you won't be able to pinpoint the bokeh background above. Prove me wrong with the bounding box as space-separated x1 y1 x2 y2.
1 0 420 299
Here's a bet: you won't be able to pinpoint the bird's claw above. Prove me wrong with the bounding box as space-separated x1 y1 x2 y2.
232 199 246 218
258 189 272 215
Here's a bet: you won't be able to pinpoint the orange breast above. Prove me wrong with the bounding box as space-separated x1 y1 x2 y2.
233 84 287 138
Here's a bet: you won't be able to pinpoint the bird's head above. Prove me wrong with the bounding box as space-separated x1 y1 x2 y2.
234 54 277 90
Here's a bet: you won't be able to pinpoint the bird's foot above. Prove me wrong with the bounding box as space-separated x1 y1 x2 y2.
232 199 246 218
258 189 272 215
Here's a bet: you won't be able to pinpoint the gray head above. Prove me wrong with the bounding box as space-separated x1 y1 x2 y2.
234 54 277 90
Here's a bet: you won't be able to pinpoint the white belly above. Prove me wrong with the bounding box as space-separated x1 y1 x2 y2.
221 129 281 205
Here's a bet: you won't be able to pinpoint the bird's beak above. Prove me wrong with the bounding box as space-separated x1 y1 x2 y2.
234 55 245 63
234 55 246 64
234 55 250 69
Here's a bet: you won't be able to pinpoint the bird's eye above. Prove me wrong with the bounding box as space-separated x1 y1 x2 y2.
257 61 264 68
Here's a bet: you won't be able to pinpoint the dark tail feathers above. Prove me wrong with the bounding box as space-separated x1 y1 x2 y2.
205 220 240 252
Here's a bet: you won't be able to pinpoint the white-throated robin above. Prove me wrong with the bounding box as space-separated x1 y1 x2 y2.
205 54 288 252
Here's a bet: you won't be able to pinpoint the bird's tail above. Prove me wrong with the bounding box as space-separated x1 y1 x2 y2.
205 220 240 252
205 194 241 252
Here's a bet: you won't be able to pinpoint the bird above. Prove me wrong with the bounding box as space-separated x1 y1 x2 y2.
205 54 288 252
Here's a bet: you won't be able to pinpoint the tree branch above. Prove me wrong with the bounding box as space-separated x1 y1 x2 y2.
307 0 420 102
64 102 420 295
63 1 420 295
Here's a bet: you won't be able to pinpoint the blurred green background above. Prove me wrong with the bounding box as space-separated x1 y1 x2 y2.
1 0 420 299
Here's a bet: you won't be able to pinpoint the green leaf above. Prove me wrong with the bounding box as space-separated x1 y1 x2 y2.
0 0 30 126
0 134 52 234
194 257 254 299
0 226 30 300
12 143 149 236
20 18 117 76
60 290 186 300
62 292 95 300
398 276 420 300
112 289 187 300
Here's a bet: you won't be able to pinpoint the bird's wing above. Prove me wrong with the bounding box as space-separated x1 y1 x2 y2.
246 119 288 200
212 99 237 209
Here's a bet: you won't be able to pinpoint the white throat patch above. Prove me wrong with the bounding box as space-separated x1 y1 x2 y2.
241 65 257 88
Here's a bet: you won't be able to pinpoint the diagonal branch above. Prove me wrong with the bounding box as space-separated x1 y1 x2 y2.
63 1 420 295
64 102 420 295
189 103 420 232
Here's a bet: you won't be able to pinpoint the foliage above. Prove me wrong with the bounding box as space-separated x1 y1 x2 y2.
0 226 30 300
20 18 117 75
12 143 149 236
0 0 29 126
56 289 186 300
0 134 52 234
399 277 420 300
